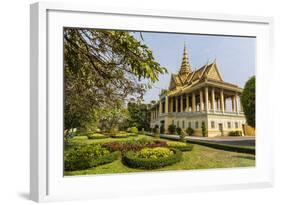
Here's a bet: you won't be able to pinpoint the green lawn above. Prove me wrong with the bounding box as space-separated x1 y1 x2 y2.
64 135 255 176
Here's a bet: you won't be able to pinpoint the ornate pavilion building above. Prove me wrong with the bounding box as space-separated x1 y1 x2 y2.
150 46 247 137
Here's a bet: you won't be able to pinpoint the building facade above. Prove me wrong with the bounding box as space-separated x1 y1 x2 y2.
150 46 247 137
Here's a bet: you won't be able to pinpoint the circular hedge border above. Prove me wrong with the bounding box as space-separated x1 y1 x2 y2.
91 151 120 167
122 148 182 169
65 151 120 171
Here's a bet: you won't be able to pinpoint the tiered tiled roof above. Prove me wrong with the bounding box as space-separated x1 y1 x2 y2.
169 46 223 90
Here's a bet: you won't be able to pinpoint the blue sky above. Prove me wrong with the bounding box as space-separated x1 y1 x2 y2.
133 32 256 103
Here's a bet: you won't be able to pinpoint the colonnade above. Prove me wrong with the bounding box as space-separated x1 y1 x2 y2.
151 87 243 121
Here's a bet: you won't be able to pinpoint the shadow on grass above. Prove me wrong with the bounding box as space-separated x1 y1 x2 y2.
233 155 256 160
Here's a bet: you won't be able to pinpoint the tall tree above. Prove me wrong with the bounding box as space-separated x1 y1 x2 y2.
127 102 151 131
63 28 166 132
241 76 255 128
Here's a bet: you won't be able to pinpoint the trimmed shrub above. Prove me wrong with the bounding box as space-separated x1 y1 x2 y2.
123 148 182 169
110 132 137 138
111 133 129 138
141 128 145 135
168 124 176 134
160 125 165 134
186 139 255 154
167 141 194 152
176 127 181 135
87 133 108 139
127 127 138 134
201 123 207 137
179 128 186 142
137 147 173 159
186 127 194 136
152 125 159 133
229 131 242 136
154 127 160 138
64 144 118 171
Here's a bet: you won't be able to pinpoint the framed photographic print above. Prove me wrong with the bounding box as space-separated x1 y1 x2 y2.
30 2 274 202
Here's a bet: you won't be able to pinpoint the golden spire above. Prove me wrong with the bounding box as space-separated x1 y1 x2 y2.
179 44 191 75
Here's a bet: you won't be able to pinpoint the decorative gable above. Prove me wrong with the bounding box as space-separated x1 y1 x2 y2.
169 75 179 90
206 64 223 81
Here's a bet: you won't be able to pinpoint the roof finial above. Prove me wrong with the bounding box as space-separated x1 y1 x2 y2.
179 43 191 75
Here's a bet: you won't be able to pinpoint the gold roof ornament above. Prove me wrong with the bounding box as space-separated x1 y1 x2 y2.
179 44 191 75
168 46 230 92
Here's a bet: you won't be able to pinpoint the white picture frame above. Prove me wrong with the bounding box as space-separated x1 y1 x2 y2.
30 2 274 202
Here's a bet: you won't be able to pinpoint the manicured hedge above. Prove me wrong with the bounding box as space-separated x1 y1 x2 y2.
228 131 243 136
122 148 182 169
111 132 137 138
186 139 255 154
87 133 109 139
65 150 120 171
167 141 194 152
90 151 120 167
64 144 120 171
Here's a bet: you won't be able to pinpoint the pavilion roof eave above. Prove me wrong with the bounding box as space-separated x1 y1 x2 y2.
167 80 243 97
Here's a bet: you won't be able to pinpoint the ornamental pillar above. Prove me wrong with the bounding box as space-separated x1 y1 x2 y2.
231 96 235 112
159 99 162 115
235 93 239 114
200 89 203 112
165 96 169 113
220 89 225 113
205 87 209 112
186 94 189 112
192 92 196 112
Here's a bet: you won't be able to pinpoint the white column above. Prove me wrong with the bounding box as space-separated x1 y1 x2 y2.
186 94 189 112
192 92 196 112
200 90 203 112
231 96 235 112
165 96 169 113
220 89 225 113
235 93 239 114
211 88 215 112
159 99 162 115
205 87 209 112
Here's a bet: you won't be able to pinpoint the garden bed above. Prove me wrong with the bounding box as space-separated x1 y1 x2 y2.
64 144 120 171
122 148 182 169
